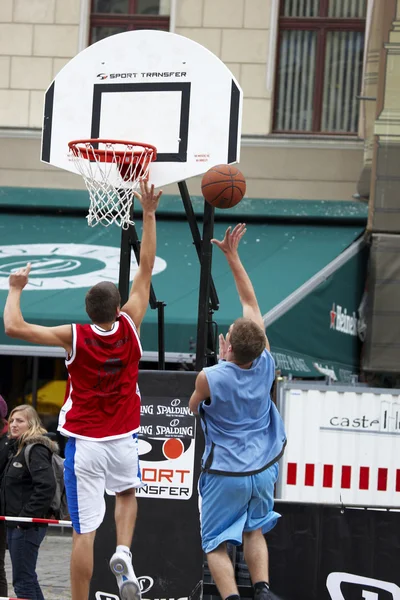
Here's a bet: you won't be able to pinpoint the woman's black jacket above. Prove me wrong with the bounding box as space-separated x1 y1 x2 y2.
0 435 57 525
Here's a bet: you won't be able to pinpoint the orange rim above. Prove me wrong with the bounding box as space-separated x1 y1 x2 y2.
68 138 157 164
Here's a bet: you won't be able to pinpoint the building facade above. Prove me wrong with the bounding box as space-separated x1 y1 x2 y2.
0 0 367 200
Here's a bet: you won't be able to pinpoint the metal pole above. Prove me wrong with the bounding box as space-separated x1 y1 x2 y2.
178 181 219 311
31 356 39 410
206 317 218 368
118 225 132 306
122 223 158 308
157 301 166 370
117 192 165 368
195 200 216 371
118 191 134 306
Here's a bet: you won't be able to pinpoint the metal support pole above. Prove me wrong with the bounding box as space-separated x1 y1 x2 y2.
31 356 39 410
157 301 166 370
120 222 158 308
195 200 217 371
178 181 219 311
117 191 165 368
118 224 132 306
118 191 135 306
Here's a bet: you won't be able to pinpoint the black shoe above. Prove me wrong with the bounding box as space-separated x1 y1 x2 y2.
254 585 285 600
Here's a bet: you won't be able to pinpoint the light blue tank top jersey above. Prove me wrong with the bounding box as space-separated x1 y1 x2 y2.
201 349 286 475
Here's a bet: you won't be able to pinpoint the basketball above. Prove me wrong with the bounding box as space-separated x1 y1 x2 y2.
201 165 246 209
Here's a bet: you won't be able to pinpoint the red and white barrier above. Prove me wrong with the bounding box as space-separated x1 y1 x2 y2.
277 384 400 506
0 516 72 526
286 462 400 492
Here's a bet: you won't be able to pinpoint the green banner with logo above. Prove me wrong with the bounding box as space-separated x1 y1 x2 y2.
267 247 368 381
0 211 366 380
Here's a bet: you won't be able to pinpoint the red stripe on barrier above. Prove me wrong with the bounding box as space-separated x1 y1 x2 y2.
304 463 315 486
0 516 72 526
31 518 60 524
377 468 388 491
359 466 370 490
323 464 333 488
285 463 400 492
341 465 351 489
287 462 297 485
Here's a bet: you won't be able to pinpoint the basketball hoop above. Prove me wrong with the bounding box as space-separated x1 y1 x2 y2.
68 139 157 229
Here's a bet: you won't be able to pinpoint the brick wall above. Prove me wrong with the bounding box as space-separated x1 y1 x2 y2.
0 0 363 200
175 0 273 135
0 0 80 129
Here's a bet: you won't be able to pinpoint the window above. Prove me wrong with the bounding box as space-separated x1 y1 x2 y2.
90 0 171 44
274 0 366 134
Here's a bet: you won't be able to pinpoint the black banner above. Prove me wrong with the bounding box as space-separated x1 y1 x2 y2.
266 502 400 600
90 371 203 600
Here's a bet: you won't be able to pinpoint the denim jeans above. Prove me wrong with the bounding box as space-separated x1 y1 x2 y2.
7 526 47 600
0 521 7 597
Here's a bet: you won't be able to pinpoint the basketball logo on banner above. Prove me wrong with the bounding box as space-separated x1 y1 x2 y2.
0 244 166 290
137 397 196 500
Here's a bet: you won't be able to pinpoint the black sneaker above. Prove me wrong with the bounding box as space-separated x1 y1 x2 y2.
254 584 285 600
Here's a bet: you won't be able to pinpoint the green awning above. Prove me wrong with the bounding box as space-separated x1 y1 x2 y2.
266 244 368 381
0 200 366 380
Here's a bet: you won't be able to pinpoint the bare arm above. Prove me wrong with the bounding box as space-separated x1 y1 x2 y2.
121 181 162 331
4 264 72 352
212 223 270 350
189 370 210 415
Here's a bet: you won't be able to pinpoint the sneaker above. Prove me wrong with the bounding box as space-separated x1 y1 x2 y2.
254 584 285 600
109 550 141 600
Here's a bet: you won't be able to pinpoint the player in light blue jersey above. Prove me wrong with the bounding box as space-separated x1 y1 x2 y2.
189 224 286 600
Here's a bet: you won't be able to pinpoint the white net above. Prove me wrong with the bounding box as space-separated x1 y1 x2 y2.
69 140 156 229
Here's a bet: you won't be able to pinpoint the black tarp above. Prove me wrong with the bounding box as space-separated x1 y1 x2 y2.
266 502 400 600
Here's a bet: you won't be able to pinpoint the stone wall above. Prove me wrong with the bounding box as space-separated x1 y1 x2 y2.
0 0 363 201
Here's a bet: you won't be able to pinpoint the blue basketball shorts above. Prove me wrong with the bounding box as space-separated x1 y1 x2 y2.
198 462 280 553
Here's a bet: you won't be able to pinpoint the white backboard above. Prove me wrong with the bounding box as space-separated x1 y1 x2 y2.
41 30 243 188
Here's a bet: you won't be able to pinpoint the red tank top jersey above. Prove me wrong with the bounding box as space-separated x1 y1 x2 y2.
58 312 142 440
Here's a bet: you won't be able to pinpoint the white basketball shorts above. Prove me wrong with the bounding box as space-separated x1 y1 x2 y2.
64 434 142 534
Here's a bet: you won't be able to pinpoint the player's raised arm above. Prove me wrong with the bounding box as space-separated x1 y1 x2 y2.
189 370 211 415
4 263 72 352
212 223 270 350
121 181 162 331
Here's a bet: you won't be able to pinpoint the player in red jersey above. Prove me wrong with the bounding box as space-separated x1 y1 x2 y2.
3 181 162 600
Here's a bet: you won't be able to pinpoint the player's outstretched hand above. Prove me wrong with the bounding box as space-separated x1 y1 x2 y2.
9 263 31 290
218 333 228 360
135 180 162 214
211 223 246 256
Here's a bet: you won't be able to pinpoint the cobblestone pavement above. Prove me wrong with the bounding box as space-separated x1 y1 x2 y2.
4 530 72 600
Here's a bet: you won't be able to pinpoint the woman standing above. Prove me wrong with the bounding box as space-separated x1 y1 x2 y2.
1 404 57 600
0 394 9 597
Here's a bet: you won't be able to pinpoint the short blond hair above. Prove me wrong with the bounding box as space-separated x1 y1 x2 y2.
9 405 46 451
